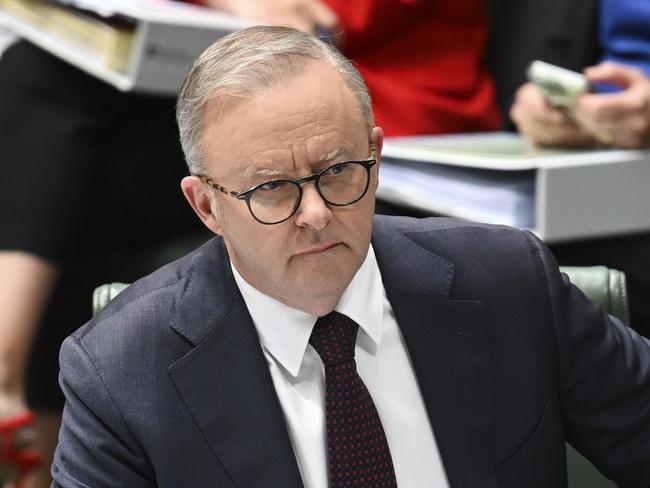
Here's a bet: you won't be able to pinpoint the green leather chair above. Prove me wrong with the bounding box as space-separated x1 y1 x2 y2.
91 265 628 488
92 281 130 315
559 267 628 488
561 266 630 326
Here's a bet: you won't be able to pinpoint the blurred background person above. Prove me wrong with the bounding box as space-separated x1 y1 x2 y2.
0 39 205 487
510 0 650 337
208 0 503 135
511 0 650 148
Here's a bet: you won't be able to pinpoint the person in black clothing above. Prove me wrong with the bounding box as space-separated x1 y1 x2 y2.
0 41 204 486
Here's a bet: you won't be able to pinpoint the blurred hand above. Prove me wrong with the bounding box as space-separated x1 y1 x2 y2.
510 82 596 147
512 62 650 149
572 61 650 148
204 0 340 38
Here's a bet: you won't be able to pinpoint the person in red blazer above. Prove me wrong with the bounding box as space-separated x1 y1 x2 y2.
201 0 502 136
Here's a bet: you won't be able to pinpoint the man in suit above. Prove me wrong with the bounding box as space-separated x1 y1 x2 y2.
51 26 650 487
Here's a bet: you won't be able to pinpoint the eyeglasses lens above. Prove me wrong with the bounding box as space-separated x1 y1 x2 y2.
249 181 300 224
318 162 368 204
248 162 370 224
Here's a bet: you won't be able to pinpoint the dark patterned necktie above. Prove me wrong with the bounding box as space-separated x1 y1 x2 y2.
309 311 398 488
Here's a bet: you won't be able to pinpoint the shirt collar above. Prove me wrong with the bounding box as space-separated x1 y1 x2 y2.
231 245 384 377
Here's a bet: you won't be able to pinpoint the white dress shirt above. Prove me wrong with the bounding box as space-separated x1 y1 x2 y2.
232 245 449 488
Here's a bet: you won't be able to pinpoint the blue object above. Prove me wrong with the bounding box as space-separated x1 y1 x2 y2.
600 0 650 78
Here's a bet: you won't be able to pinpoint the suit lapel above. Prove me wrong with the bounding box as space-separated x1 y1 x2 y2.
373 219 499 487
168 239 303 488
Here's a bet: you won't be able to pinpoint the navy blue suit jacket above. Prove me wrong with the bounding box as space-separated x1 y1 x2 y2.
52 216 650 487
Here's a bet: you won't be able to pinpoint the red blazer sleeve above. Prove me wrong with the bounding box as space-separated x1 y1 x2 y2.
325 0 432 53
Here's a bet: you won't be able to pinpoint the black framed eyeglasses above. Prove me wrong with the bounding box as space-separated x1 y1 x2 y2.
195 141 377 225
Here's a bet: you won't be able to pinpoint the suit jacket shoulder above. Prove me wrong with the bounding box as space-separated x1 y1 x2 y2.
372 215 650 487
54 236 298 487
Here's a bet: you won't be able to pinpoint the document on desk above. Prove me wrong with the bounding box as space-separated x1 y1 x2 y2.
381 132 566 169
378 133 550 228
379 160 536 228
377 132 650 234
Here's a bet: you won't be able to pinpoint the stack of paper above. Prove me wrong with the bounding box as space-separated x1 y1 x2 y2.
378 133 547 228
379 160 536 228
378 132 650 241
0 0 134 70
0 0 251 93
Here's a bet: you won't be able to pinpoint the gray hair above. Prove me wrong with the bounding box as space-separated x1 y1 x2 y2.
176 25 374 174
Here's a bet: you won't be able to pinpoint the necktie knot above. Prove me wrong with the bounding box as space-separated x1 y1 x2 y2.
309 311 358 366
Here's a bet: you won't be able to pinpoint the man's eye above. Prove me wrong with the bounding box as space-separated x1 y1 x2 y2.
259 181 282 191
324 163 348 176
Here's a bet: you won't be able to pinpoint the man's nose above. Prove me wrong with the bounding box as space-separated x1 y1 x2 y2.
294 184 332 230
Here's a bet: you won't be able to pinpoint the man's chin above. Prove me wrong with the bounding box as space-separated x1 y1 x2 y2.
291 269 353 302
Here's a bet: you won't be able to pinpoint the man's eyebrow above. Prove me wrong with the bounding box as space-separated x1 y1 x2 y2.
254 168 282 177
243 145 354 181
234 167 281 188
319 144 353 162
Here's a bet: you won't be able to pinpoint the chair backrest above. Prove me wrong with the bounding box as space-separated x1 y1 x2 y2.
560 265 630 325
92 282 129 316
550 265 626 488
90 230 212 316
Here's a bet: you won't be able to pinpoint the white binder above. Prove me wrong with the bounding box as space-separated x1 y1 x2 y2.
378 132 650 243
0 0 252 94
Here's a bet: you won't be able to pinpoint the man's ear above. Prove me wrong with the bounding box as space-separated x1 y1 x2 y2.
371 126 384 187
180 176 224 236
372 126 384 160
